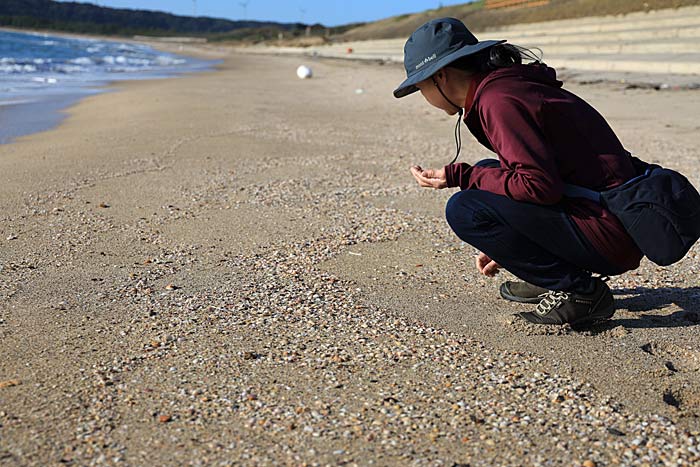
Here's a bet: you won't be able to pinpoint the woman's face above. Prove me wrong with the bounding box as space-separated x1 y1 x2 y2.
415 73 461 116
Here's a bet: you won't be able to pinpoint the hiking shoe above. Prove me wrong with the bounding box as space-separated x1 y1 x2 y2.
517 277 614 327
500 281 548 304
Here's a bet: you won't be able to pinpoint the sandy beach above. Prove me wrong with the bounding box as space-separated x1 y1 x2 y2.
1 48 699 465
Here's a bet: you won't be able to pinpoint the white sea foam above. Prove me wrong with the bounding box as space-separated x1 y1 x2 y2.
155 56 186 66
55 65 87 73
2 31 208 81
31 77 58 84
0 30 214 143
0 64 37 73
70 57 94 65
0 98 37 106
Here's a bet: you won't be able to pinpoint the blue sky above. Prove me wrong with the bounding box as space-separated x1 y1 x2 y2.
56 1 473 26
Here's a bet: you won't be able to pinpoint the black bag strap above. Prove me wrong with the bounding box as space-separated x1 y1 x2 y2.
562 184 601 203
563 167 654 204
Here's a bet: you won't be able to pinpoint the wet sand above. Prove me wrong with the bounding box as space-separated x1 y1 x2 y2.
0 50 699 465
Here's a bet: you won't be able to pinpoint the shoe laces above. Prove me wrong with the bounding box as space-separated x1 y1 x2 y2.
535 291 570 316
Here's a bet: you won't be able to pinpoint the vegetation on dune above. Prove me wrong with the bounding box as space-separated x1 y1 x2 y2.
207 23 361 44
339 0 700 40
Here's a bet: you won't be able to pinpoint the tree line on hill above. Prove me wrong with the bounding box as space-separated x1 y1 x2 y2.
0 0 312 38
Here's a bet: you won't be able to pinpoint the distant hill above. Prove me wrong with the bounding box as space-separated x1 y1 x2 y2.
0 0 306 37
339 0 700 41
4 0 696 44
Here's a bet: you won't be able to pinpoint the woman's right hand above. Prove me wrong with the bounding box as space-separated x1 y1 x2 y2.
410 165 447 189
475 252 501 277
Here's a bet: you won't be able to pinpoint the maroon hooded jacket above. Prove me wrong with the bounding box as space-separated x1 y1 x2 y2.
444 63 642 271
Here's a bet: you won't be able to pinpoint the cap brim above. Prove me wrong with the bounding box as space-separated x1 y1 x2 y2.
393 40 506 98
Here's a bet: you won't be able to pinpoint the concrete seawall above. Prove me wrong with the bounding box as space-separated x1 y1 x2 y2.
239 6 700 81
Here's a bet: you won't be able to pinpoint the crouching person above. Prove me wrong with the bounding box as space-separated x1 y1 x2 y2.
396 18 646 326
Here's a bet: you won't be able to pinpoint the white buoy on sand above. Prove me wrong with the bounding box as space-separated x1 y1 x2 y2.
296 65 313 79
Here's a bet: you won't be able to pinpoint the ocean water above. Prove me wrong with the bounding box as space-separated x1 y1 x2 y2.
0 29 215 144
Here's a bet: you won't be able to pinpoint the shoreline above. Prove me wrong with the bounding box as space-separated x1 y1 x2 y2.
0 49 699 465
0 29 224 145
0 25 231 60
0 91 96 145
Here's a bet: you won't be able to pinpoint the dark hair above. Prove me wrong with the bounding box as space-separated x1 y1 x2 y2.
448 44 542 73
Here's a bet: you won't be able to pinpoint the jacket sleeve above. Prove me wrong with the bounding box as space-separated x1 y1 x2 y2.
458 95 564 205
444 163 472 188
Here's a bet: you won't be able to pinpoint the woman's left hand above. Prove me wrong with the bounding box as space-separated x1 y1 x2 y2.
475 252 501 277
410 165 447 189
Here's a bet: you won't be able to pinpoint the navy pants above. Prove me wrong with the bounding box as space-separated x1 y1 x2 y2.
445 160 622 292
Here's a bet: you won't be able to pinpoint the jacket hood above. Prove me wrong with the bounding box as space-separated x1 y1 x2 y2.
465 63 562 118
484 62 562 88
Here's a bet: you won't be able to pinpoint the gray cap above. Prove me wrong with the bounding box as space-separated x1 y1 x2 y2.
393 17 505 98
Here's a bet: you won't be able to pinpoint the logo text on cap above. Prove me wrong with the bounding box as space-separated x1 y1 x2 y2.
415 53 437 70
